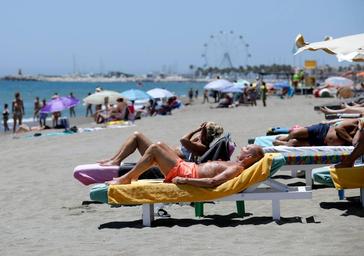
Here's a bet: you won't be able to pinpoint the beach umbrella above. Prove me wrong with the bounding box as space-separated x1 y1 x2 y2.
294 33 364 62
41 96 80 113
83 90 122 105
204 79 234 91
324 76 353 88
147 88 174 99
120 89 151 101
220 85 243 93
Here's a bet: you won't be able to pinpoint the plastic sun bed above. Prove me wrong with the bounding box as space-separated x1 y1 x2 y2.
251 135 354 187
325 113 362 120
312 165 364 207
254 136 354 187
89 153 312 227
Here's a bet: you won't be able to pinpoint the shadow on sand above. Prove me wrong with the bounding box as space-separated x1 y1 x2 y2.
320 196 364 217
98 213 318 229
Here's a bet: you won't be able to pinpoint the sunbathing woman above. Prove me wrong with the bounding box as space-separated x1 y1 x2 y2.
98 121 224 166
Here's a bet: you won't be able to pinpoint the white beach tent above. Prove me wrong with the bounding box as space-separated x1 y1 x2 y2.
295 33 364 62
204 79 234 91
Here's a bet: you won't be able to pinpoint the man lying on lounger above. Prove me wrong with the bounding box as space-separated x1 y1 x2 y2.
106 143 264 187
335 119 364 168
273 119 360 147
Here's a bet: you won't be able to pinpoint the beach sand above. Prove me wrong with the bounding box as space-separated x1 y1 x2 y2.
1 95 363 256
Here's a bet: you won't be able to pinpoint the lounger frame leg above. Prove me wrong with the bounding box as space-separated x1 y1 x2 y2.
272 200 280 220
360 188 364 208
236 201 245 217
142 204 154 227
305 169 312 188
194 202 204 217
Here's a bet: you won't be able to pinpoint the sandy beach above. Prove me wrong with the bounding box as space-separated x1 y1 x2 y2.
1 95 363 256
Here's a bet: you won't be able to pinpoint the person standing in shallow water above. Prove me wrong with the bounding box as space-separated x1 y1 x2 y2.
2 103 10 132
69 92 76 118
12 92 25 133
33 97 41 121
85 92 93 117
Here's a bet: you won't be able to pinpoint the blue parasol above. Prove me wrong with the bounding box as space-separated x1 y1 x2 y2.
121 89 151 101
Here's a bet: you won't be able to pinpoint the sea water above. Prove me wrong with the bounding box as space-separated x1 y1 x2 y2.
0 80 205 122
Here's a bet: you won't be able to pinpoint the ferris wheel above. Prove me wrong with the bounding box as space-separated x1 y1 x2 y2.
201 30 251 68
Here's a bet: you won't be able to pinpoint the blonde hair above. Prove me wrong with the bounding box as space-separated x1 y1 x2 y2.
205 122 224 142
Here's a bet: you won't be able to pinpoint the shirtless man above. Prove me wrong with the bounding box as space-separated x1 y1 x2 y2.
273 120 359 147
109 97 127 120
106 143 264 187
12 92 25 133
335 119 364 168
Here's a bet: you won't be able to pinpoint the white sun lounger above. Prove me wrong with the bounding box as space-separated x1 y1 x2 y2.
90 153 312 227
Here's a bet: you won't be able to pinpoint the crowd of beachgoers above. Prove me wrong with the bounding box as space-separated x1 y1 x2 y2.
1 79 271 135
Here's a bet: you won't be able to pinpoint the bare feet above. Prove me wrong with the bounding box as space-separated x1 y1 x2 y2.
320 107 330 114
276 135 289 141
272 140 288 146
106 176 132 185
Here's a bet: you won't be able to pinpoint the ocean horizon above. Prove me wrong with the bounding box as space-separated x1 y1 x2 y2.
0 80 206 121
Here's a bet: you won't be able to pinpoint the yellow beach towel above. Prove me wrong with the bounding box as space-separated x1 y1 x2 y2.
330 166 364 189
108 153 275 205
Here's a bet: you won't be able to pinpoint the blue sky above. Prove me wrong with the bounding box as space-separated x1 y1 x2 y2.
0 0 363 75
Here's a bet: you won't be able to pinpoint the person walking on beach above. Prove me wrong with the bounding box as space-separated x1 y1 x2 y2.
202 89 209 103
12 92 25 133
261 82 268 107
2 103 10 132
85 92 93 117
195 89 199 99
39 99 47 127
69 92 76 118
248 84 257 106
33 97 41 121
188 88 194 103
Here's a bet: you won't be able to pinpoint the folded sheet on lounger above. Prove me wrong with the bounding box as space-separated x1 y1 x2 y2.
254 135 278 147
330 166 364 189
312 166 335 187
263 145 353 165
90 153 284 205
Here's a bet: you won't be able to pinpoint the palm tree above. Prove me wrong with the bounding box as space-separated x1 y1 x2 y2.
189 65 195 79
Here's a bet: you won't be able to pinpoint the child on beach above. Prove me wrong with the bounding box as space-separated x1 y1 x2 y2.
2 103 10 132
